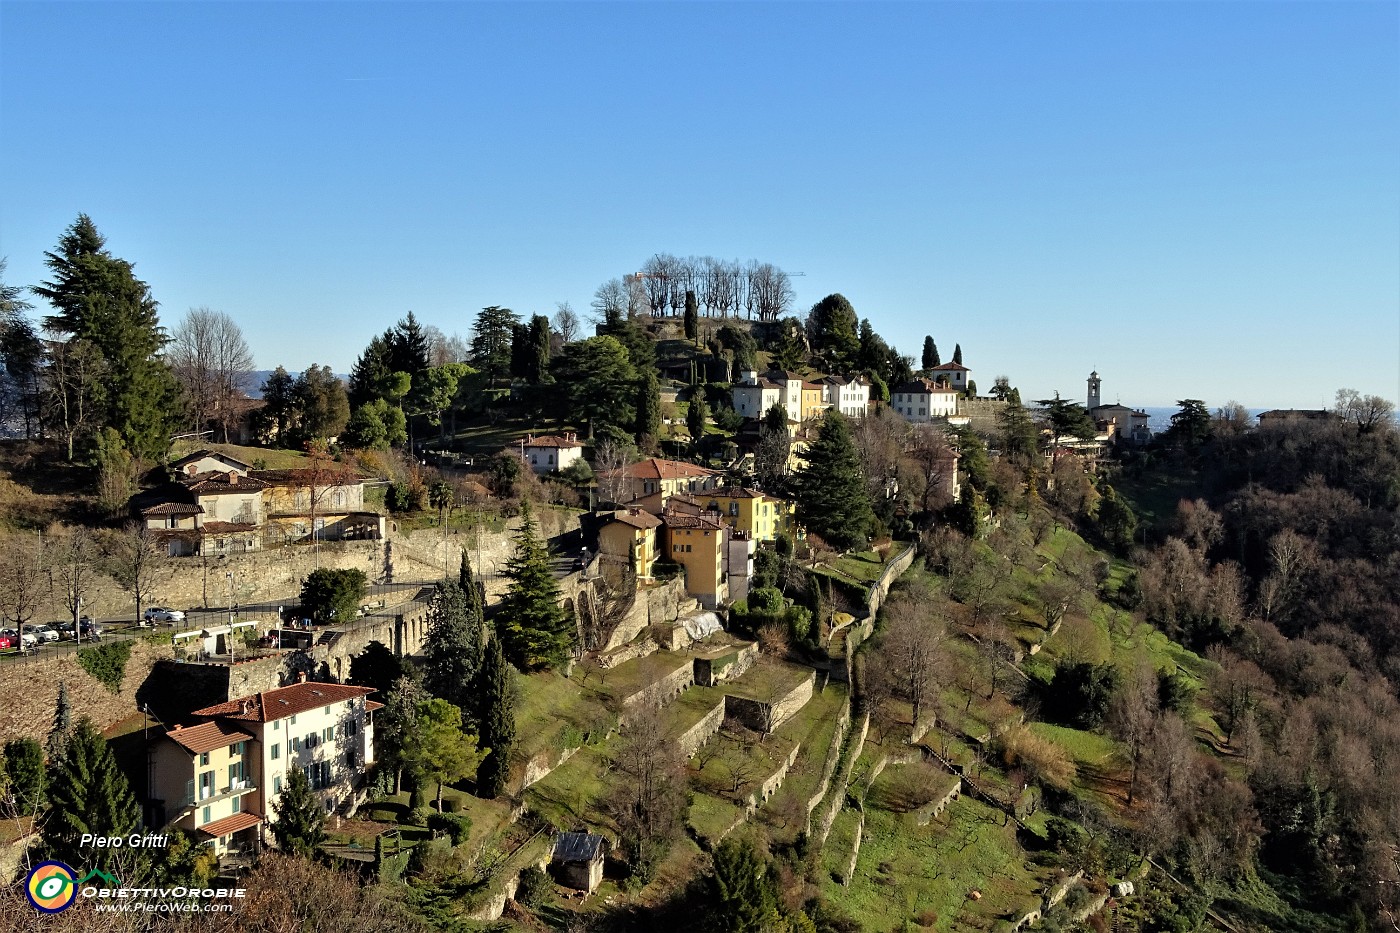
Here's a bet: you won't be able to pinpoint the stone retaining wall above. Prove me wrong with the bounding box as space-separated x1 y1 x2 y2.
725 671 815 733
815 711 870 847
676 698 726 758
745 741 802 812
619 660 694 722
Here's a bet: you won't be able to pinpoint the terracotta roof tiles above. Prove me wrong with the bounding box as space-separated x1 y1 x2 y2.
165 721 256 755
192 681 376 722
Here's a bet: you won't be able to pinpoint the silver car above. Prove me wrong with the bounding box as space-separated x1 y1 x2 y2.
22 623 59 643
144 607 186 625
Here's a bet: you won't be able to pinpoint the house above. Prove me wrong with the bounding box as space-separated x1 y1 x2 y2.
822 375 871 418
597 508 662 578
520 434 584 475
891 379 959 422
147 678 380 860
610 457 720 504
731 371 784 419
661 508 728 609
170 450 255 478
927 361 971 391
698 486 785 542
1256 409 1334 425
1086 372 1152 445
551 832 607 893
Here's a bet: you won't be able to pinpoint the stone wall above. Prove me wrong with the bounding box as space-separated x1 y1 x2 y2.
0 638 169 744
601 577 690 651
676 698 726 758
914 778 962 826
618 659 694 722
724 671 815 733
956 396 1009 436
745 741 802 812
814 710 869 847
694 643 758 687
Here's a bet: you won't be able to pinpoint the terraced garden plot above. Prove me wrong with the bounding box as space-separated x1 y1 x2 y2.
523 741 617 833
866 760 957 816
824 794 1053 933
662 685 727 740
820 805 862 882
511 669 614 773
689 726 798 801
686 789 744 847
578 651 694 708
758 684 849 836
720 659 812 704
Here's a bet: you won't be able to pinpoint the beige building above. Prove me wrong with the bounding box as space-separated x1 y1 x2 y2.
892 378 959 422
612 457 720 503
597 508 662 578
521 434 585 474
662 508 728 609
149 680 380 860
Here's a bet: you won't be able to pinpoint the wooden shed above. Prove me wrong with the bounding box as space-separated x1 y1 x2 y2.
550 832 606 893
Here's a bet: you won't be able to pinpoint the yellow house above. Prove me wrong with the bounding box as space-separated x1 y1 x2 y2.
801 382 828 421
700 486 783 542
597 509 661 578
613 458 720 504
662 509 727 609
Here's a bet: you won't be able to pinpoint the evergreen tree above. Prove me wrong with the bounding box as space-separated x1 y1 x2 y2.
3 737 45 814
291 364 350 445
553 336 637 438
683 290 699 341
771 317 808 373
42 719 140 872
858 318 890 374
1165 399 1213 450
597 307 656 371
922 335 939 371
635 370 662 451
348 333 395 408
34 214 180 460
1096 486 1139 554
49 681 73 758
400 698 482 812
470 306 519 382
952 343 963 365
270 768 326 857
526 314 552 384
806 294 859 371
421 581 480 719
687 392 710 450
496 501 573 670
475 637 516 799
388 311 430 378
1035 393 1097 451
257 366 298 443
707 838 782 933
348 640 409 696
459 549 485 647
509 321 531 379
792 412 875 551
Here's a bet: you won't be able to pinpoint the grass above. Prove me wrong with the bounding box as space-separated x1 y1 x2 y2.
511 669 614 775
821 805 861 881
686 789 744 846
722 660 812 704
1028 723 1121 769
523 742 616 832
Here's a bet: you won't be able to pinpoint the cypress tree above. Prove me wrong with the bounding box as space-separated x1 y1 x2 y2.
270 768 326 857
48 681 73 758
687 392 710 450
421 581 479 719
952 343 963 365
496 501 574 670
475 637 516 799
459 548 485 648
42 719 141 872
922 336 939 371
683 290 699 341
792 412 875 552
635 370 662 450
527 314 552 384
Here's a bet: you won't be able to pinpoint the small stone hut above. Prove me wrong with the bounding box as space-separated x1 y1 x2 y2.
551 832 606 893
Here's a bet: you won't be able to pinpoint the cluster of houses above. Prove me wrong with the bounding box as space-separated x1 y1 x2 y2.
131 450 382 556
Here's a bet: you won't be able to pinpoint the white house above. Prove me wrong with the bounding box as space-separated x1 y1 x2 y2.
1086 372 1152 445
731 371 784 419
891 378 959 422
822 375 871 418
928 361 971 391
521 434 585 474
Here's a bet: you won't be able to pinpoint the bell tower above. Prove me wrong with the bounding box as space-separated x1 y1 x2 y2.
1087 371 1101 410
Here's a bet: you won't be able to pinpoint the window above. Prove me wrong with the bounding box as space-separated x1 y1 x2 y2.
199 771 215 800
305 732 317 748
231 795 241 814
202 806 211 826
344 719 358 738
273 720 280 732
199 752 210 767
289 714 296 725
229 741 246 758
291 737 301 753
323 706 331 716
273 776 282 794
323 727 334 744
271 743 281 760
729 502 739 516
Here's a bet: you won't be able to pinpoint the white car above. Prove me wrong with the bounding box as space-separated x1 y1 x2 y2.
22 623 59 643
144 607 186 625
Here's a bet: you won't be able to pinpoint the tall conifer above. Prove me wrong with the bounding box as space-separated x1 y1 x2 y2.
475 637 516 799
42 719 140 871
496 501 573 670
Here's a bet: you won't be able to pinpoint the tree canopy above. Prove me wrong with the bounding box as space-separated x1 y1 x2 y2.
496 501 574 670
793 412 875 551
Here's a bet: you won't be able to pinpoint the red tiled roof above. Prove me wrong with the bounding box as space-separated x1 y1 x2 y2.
171 450 253 472
606 509 662 530
141 502 203 516
184 472 269 495
524 435 583 449
192 681 376 722
249 468 364 487
662 510 726 531
930 362 970 372
365 700 385 713
893 378 959 395
165 721 256 755
620 458 719 481
709 486 766 500
197 811 262 838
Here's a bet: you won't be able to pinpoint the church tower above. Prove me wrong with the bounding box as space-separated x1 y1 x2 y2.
1087 371 1101 410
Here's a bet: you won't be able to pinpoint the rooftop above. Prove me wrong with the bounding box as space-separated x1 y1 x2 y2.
192 681 376 723
165 720 257 755
620 458 719 481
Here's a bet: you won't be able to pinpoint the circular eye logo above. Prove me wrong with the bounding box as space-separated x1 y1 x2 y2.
26 861 77 913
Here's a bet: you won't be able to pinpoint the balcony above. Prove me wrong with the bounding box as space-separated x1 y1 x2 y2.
178 779 257 810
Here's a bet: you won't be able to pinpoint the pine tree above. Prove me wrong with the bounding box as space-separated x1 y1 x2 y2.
807 294 860 371
635 370 662 451
922 336 939 371
707 838 782 933
34 215 180 460
475 636 516 798
470 306 519 383
684 290 699 341
421 581 479 719
348 333 395 408
270 767 326 857
496 501 573 670
42 719 141 872
3 737 45 814
48 681 73 758
952 343 963 365
459 549 485 648
792 412 875 552
389 311 431 378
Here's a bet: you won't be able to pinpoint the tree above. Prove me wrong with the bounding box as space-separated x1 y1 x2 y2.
687 392 710 449
93 427 138 518
270 767 326 857
343 398 407 450
1334 388 1396 433
634 370 662 451
606 703 686 882
459 549 485 645
525 314 552 384
348 333 395 408
553 301 580 344
553 335 638 438
770 316 808 372
299 568 368 623
0 258 43 439
1164 399 1212 450
388 311 431 379
496 501 573 669
922 336 939 372
3 737 45 815
1096 486 1138 554
167 307 255 442
413 362 473 444
1043 660 1121 729
877 588 947 730
707 838 782 933
377 676 428 794
683 290 699 341
48 524 99 628
292 364 350 445
594 437 636 507
401 698 483 812
102 523 168 625
997 399 1039 467
42 719 141 872
421 581 480 717
793 412 875 551
754 403 792 492
806 294 860 371
474 637 516 798
470 306 519 382
952 343 963 365
257 366 298 443
44 335 105 461
348 641 408 696
34 214 181 460
49 682 73 758
0 532 46 632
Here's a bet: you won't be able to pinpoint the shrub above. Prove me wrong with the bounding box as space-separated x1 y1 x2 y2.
998 726 1077 792
77 641 132 693
425 812 472 845
407 806 432 827
515 866 552 908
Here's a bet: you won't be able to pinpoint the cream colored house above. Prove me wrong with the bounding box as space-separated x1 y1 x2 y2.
597 508 662 578
611 458 720 503
521 434 585 474
149 679 380 859
892 378 959 423
662 508 728 609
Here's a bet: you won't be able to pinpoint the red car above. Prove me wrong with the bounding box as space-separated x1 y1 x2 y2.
0 633 13 650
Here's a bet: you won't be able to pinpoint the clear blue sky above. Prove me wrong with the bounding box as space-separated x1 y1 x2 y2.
2 2 1396 410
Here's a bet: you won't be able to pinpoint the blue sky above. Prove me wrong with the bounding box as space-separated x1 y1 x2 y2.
1 1 1396 409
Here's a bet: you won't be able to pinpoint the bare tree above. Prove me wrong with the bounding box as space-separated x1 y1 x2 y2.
167 307 255 442
44 334 105 461
0 531 46 630
552 301 580 344
593 438 636 507
1109 661 1161 805
605 703 686 879
877 588 948 733
46 524 100 628
749 263 794 321
1334 387 1397 432
103 523 170 625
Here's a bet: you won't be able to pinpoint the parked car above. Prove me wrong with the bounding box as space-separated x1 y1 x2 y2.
3 628 39 649
53 620 77 638
144 607 186 625
0 633 13 650
22 623 59 643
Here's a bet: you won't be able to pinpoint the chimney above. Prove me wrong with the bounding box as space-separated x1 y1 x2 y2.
297 671 307 684
227 471 238 485
240 699 251 714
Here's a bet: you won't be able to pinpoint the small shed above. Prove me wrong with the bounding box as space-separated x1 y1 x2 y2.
551 832 606 893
